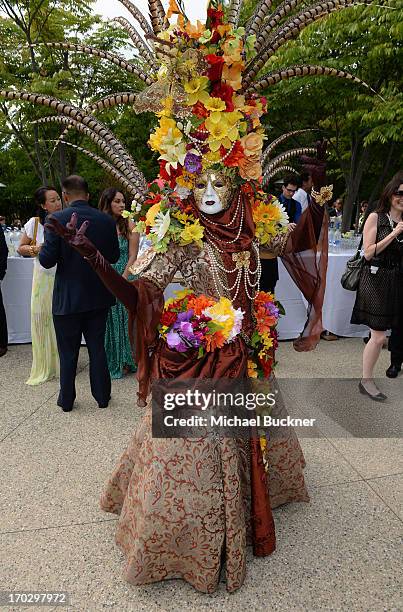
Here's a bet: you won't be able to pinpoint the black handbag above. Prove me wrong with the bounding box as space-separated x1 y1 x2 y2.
340 236 365 291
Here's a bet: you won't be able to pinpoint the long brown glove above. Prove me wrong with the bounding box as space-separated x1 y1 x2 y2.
45 213 138 312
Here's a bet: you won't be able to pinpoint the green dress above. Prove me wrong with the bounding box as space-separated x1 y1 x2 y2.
104 235 137 379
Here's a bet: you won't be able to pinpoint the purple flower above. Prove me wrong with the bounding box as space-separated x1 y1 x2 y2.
166 330 188 352
265 302 279 318
184 153 202 174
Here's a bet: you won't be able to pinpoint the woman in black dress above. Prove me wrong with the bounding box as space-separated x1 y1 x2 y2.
352 174 403 400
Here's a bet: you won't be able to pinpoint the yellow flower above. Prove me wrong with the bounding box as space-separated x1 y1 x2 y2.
180 221 204 246
145 203 161 226
184 76 210 106
176 171 196 190
204 297 235 338
172 210 192 223
157 96 174 118
164 287 194 306
204 96 226 112
253 203 282 224
203 150 222 165
205 112 240 151
149 117 181 152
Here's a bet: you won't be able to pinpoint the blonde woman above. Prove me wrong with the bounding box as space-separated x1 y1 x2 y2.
18 187 61 384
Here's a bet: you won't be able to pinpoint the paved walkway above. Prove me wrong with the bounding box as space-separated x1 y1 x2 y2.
0 339 402 611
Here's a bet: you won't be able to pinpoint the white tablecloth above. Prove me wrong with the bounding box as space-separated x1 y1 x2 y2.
3 257 34 344
3 252 368 344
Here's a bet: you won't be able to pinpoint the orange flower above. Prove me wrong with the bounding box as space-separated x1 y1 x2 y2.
255 291 275 307
239 154 262 180
256 306 276 334
166 0 182 19
205 331 226 351
240 133 264 157
185 20 205 39
187 295 215 316
222 62 244 91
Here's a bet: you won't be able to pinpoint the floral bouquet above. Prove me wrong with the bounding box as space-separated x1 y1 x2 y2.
249 187 290 246
248 291 282 379
123 179 204 253
160 288 244 355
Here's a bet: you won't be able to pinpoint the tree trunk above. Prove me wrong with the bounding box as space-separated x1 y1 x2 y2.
368 143 395 206
342 136 371 233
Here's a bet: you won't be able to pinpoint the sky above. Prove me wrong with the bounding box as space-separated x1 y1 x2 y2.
93 0 207 25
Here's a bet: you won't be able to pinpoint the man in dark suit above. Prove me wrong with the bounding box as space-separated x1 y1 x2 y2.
0 225 8 357
39 175 119 411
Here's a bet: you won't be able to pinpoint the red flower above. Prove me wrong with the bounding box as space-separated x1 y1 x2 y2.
160 311 177 327
211 82 234 111
221 141 246 168
207 5 224 29
205 54 225 83
192 101 209 119
158 160 183 189
259 355 273 379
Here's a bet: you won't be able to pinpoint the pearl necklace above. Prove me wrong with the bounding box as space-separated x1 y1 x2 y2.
206 240 261 302
203 194 245 252
199 192 242 229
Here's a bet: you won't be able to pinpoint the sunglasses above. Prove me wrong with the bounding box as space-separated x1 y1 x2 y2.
394 190 403 197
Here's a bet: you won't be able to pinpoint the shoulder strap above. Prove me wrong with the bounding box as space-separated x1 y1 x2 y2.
31 217 40 246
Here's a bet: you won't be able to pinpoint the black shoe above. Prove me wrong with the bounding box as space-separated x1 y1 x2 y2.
58 404 74 412
0 346 7 357
98 396 111 409
57 401 74 412
358 381 387 402
386 364 401 379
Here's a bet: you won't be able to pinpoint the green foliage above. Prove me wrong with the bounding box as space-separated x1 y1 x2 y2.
0 0 156 217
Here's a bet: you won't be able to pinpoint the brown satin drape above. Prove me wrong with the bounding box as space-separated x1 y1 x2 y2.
281 200 328 351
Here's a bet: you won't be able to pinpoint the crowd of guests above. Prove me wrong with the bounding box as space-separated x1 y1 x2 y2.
0 171 402 408
0 176 142 413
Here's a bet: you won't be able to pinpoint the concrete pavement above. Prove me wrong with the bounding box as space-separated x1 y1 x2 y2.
0 339 402 611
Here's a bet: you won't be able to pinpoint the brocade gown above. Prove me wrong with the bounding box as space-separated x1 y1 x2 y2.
99 241 309 593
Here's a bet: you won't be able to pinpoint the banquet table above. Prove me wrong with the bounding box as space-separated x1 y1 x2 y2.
3 252 369 344
3 257 34 344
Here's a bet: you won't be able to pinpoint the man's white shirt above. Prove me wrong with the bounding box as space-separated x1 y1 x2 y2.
294 188 309 212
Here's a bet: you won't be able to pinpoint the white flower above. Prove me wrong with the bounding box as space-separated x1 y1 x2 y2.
151 210 171 241
227 308 244 342
277 201 289 228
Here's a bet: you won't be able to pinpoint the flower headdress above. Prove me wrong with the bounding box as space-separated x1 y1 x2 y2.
134 0 267 190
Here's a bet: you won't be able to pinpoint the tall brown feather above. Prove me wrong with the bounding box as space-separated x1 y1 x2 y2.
117 0 154 37
31 42 155 84
228 0 243 27
112 17 156 67
50 141 146 198
247 64 374 95
244 0 369 86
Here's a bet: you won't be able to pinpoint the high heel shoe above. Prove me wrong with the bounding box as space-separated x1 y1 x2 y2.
358 381 387 402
